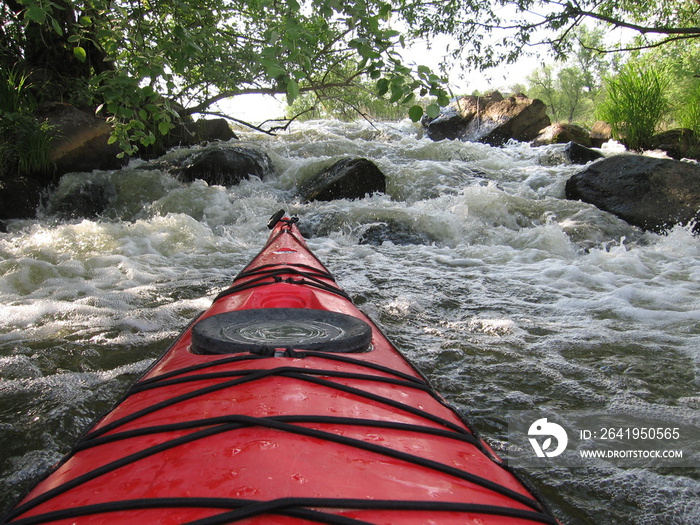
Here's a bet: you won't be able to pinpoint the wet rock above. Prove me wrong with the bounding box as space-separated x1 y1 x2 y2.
565 155 700 233
531 123 591 147
177 145 276 186
163 118 237 150
37 103 125 179
647 129 700 160
423 92 550 146
563 142 604 165
0 176 43 221
421 106 471 141
358 219 438 246
299 157 386 202
470 94 551 146
47 177 117 219
423 92 504 141
589 121 612 148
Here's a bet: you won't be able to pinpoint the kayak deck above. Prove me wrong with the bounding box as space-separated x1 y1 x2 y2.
3 215 557 524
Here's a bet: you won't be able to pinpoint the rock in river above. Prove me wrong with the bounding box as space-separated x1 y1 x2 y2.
565 155 700 233
299 158 386 202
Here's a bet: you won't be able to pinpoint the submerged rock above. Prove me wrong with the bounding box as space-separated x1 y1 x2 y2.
46 176 117 219
565 155 700 233
0 176 43 221
177 145 276 186
358 219 439 246
299 157 386 202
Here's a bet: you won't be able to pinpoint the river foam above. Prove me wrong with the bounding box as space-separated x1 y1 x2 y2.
1 119 698 523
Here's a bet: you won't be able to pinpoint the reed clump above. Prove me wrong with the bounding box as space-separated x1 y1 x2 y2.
596 63 671 151
0 66 53 178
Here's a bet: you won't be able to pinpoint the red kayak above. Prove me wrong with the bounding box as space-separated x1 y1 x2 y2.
3 212 557 524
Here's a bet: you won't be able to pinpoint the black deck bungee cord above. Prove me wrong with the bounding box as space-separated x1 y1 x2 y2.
8 414 546 522
5 498 559 525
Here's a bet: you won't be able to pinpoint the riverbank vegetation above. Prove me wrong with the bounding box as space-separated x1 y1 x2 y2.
523 36 700 150
0 66 52 177
1 0 699 167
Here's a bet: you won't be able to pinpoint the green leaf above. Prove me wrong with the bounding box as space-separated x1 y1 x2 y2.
158 120 172 136
379 3 392 20
376 78 389 97
117 106 134 118
73 46 87 62
388 84 403 104
51 18 63 36
142 132 156 146
437 93 451 107
25 5 46 23
408 105 424 122
425 103 441 118
260 58 286 79
286 79 300 104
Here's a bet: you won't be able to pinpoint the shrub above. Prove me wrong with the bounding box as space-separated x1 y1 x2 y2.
676 81 700 135
596 63 670 151
0 66 52 178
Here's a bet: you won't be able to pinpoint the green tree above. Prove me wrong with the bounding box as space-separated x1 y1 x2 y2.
2 0 449 155
526 26 608 124
404 0 700 70
286 60 444 121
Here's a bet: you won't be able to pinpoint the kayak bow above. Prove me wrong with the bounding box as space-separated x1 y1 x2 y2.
3 213 557 525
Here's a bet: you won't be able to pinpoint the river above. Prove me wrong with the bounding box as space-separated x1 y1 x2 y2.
1 119 698 524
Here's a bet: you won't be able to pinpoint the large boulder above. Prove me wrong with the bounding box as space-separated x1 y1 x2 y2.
423 92 504 141
565 155 700 233
531 123 592 147
423 92 550 146
161 118 237 151
37 103 125 178
177 145 276 186
299 158 386 202
467 94 551 146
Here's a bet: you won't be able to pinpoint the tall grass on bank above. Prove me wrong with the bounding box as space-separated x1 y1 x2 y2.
677 81 700 135
597 63 671 151
0 66 52 178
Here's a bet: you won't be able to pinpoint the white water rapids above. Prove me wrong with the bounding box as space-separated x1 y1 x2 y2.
1 120 698 524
